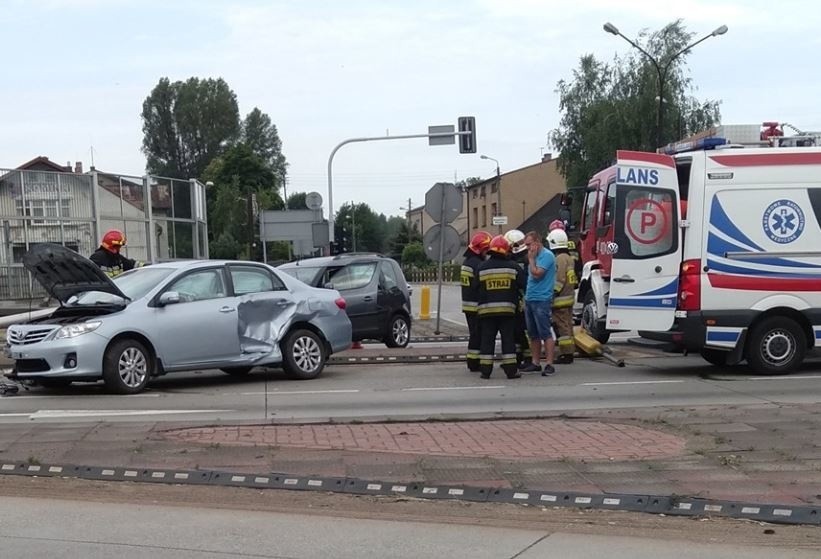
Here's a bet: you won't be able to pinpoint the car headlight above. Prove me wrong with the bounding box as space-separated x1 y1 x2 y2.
53 321 102 340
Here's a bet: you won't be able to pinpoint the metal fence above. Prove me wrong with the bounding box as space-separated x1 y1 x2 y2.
0 168 208 301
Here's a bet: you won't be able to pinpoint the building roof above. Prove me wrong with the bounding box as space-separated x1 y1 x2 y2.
15 156 72 173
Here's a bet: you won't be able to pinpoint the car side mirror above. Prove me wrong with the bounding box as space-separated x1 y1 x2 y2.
323 282 334 290
407 284 413 296
158 291 181 306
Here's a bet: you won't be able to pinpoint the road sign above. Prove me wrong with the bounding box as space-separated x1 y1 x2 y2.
492 215 508 226
305 192 323 210
423 224 461 261
428 125 455 146
424 182 462 224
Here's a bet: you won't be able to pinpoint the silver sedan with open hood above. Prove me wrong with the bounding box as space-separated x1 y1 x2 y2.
3 244 352 394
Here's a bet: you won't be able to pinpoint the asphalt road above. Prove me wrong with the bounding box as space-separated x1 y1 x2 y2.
2 349 821 424
2 496 817 559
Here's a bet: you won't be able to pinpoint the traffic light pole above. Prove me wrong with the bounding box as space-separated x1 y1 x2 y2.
326 129 473 248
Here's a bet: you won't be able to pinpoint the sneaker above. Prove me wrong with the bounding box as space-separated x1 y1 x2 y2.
519 362 541 373
541 364 556 376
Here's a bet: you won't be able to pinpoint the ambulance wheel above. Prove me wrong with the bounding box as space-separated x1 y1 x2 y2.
581 291 610 344
700 348 729 367
745 316 806 375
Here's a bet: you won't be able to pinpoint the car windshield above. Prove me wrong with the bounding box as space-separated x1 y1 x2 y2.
280 266 322 286
69 267 175 306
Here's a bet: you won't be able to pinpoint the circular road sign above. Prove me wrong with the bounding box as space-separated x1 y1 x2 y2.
423 224 462 262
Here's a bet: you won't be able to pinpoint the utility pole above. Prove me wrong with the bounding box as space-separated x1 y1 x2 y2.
351 201 357 252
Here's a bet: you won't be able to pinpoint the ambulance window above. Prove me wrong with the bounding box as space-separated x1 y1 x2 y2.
602 180 616 226
676 158 691 201
614 187 678 260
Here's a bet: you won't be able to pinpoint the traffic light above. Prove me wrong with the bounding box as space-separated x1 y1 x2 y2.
458 116 476 154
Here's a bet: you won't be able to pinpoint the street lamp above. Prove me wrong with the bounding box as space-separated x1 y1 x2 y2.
480 155 502 233
603 22 728 148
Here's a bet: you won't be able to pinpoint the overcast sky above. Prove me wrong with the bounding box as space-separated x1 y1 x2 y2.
2 0 819 218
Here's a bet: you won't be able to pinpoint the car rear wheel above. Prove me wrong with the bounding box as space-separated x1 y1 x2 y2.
385 314 410 348
102 338 152 394
581 290 610 344
221 367 254 376
282 329 326 380
745 316 806 375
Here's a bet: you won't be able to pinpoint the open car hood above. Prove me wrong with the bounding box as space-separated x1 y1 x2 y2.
22 243 128 304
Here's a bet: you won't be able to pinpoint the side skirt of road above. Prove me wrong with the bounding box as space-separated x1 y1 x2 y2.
1 461 817 526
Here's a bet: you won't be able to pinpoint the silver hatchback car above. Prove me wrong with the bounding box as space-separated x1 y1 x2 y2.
4 244 352 394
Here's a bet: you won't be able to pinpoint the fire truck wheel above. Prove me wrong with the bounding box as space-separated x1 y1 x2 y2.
581 290 610 345
745 316 806 375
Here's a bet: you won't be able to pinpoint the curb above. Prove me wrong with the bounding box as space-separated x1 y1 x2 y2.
2 461 817 526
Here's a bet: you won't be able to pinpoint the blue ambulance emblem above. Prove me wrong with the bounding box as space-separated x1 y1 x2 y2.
763 199 804 244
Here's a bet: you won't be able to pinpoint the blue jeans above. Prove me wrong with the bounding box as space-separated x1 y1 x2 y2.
524 299 553 341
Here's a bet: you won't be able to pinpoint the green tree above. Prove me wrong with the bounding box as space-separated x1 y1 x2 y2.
141 77 241 180
387 219 422 260
550 20 721 189
202 144 282 259
401 241 429 266
242 108 288 179
334 203 383 253
286 192 308 210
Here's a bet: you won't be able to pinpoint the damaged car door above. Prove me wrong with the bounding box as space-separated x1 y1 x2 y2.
152 267 240 367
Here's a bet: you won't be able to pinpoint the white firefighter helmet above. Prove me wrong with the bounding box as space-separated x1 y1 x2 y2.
546 228 569 250
504 229 527 253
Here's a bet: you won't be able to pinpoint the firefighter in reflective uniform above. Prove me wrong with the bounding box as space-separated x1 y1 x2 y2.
477 235 526 379
461 231 493 372
503 229 532 367
547 229 577 364
549 219 581 278
89 229 144 278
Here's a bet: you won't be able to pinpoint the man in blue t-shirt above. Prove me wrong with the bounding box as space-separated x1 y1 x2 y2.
521 231 557 375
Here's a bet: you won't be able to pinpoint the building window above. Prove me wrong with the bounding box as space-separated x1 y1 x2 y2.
481 205 487 227
491 202 497 217
15 199 71 224
491 182 497 193
472 189 478 200
473 207 478 227
480 186 486 198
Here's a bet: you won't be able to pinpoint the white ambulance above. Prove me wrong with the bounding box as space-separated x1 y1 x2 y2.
576 124 821 374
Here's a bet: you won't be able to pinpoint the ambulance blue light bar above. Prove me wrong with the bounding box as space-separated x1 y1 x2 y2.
659 136 728 155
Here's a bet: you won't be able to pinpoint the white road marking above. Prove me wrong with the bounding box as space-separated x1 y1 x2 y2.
0 413 31 418
581 380 686 387
400 386 506 392
241 389 360 396
745 375 821 381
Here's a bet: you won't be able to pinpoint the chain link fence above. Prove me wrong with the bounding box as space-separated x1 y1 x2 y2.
0 168 208 301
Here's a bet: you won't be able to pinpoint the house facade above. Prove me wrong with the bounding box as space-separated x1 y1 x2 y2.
0 157 208 302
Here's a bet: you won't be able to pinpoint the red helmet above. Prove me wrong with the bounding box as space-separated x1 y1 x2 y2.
548 219 566 232
468 231 493 254
487 235 510 256
101 229 127 253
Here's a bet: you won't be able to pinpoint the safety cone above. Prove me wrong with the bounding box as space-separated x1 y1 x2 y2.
351 341 363 350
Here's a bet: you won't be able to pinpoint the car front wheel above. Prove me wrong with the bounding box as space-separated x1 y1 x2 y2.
385 314 410 348
102 338 152 394
282 329 326 380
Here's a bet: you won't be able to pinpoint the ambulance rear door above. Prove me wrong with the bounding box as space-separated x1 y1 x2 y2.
606 151 683 332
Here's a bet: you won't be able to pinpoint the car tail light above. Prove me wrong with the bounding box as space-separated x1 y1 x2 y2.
678 259 701 311
335 297 347 310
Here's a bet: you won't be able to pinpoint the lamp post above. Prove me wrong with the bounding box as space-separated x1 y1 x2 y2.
480 155 502 233
603 22 728 148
